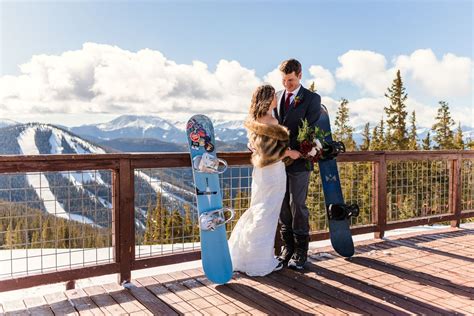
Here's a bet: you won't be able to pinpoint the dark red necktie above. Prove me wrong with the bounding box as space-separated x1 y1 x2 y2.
285 92 293 111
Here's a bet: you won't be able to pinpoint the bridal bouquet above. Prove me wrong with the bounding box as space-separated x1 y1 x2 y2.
296 119 329 170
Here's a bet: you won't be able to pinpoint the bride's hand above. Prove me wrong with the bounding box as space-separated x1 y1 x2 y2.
285 149 301 160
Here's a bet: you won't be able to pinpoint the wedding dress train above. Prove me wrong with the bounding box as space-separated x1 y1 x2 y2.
228 161 286 276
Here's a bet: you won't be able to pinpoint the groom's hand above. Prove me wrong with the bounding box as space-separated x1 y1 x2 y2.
288 149 302 160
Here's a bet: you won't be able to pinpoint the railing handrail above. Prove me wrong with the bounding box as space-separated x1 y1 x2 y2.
0 150 472 170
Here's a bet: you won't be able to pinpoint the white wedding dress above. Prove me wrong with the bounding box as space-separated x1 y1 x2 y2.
228 160 286 276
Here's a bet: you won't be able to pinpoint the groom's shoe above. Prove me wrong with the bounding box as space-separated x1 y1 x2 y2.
278 245 294 264
288 234 309 270
287 250 307 270
278 229 294 264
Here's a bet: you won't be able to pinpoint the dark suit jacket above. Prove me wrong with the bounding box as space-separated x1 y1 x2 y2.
273 85 322 172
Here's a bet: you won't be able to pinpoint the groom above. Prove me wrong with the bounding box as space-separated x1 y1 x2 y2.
274 59 322 269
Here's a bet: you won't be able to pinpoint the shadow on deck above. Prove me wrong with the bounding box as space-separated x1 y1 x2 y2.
2 227 473 315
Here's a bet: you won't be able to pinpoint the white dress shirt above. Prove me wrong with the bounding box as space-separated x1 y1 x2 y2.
285 85 301 104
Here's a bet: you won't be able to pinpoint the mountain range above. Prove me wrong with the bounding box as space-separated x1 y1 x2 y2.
1 115 472 154
0 123 197 231
65 115 474 148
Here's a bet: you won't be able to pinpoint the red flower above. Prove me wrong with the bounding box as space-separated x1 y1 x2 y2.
300 140 313 156
294 95 303 108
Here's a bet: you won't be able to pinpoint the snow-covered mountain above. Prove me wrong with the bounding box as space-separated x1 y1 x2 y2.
71 115 249 144
71 115 185 143
72 114 474 148
0 118 18 128
0 123 195 229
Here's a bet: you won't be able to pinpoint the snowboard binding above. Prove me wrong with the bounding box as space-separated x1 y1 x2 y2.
199 208 235 231
326 203 360 221
321 141 345 160
193 153 228 174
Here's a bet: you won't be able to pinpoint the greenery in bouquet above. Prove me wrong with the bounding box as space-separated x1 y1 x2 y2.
296 119 330 169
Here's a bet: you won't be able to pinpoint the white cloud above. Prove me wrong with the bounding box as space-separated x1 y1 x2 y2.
335 49 472 100
336 50 395 96
262 67 284 91
341 97 387 127
395 49 472 98
306 65 336 94
0 43 262 117
1 44 471 129
320 96 339 115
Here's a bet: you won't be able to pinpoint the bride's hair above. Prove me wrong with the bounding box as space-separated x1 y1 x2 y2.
249 84 275 120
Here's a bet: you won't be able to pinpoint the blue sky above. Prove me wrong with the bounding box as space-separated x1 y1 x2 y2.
0 0 472 127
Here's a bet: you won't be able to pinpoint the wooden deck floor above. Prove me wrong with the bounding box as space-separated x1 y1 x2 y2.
1 227 473 315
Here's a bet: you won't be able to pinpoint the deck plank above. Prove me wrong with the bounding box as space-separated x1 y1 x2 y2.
2 299 28 315
23 296 54 316
64 288 104 316
43 292 78 315
182 268 267 315
102 282 153 315
129 278 179 315
169 271 244 315
1 228 472 316
83 285 127 315
154 273 218 314
135 276 200 315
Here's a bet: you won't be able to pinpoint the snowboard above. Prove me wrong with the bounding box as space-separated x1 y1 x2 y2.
316 105 359 258
186 114 234 284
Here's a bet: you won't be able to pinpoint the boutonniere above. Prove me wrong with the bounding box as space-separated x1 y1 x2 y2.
294 95 303 108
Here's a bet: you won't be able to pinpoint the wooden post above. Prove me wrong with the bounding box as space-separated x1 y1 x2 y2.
114 159 135 285
450 155 462 228
65 280 75 290
374 155 387 239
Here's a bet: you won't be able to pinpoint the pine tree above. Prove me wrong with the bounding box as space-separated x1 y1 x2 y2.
168 210 184 244
57 220 67 248
31 230 40 248
432 101 455 149
360 123 371 151
183 204 196 242
408 111 418 150
370 125 379 150
153 193 166 244
5 222 15 248
384 70 409 150
0 222 4 247
453 122 465 150
467 138 474 150
143 200 154 245
370 118 385 150
334 98 356 151
422 131 431 150
41 218 53 248
95 229 105 248
309 81 316 92
13 222 22 248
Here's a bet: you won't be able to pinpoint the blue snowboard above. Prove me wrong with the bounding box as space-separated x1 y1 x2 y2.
316 105 355 258
186 115 233 284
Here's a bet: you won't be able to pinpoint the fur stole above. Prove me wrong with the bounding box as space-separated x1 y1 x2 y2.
245 119 289 168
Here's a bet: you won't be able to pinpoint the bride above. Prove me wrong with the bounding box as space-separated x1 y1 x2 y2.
228 84 301 276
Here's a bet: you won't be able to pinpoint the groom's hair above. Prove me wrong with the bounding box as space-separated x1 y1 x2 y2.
279 59 302 75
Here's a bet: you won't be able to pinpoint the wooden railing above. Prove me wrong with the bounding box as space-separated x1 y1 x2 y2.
0 150 473 292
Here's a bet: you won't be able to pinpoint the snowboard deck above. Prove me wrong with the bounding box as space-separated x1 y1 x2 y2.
186 114 233 284
316 105 355 258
